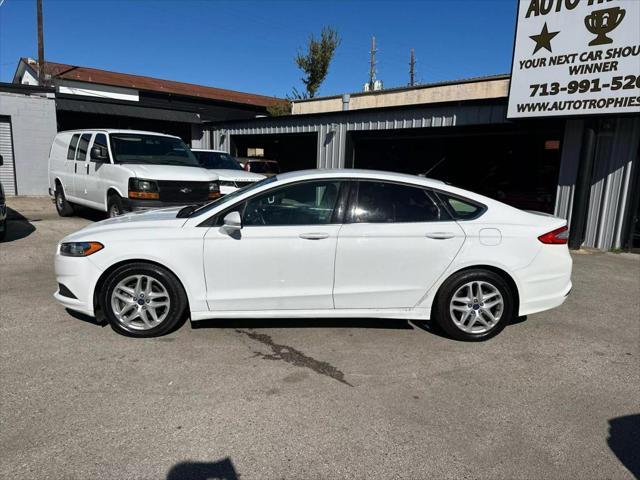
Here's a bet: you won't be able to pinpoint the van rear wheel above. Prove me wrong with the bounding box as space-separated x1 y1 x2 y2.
55 187 75 217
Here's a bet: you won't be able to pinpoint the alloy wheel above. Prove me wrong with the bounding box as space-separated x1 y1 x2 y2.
449 281 504 334
110 275 171 331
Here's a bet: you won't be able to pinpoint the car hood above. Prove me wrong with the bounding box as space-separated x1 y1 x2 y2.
61 207 186 242
213 170 265 182
124 164 219 182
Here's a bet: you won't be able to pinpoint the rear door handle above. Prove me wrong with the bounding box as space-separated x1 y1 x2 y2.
299 232 329 240
86 163 90 174
426 232 456 240
74 163 77 174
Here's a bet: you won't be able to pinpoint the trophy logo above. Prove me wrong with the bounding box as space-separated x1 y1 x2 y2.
584 7 626 46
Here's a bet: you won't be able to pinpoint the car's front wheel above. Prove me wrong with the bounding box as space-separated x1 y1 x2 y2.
101 262 187 337
433 269 515 341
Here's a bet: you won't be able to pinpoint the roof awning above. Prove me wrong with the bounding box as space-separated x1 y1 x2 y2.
55 98 202 123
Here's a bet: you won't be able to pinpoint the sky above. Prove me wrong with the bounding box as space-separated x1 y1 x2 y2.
0 0 518 98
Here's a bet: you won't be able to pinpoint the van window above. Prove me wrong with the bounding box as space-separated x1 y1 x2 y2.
91 134 108 162
76 134 92 161
67 134 80 160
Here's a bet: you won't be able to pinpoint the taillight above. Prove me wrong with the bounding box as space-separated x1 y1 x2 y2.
538 226 569 244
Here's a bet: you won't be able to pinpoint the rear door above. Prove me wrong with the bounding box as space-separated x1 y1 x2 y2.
333 181 466 309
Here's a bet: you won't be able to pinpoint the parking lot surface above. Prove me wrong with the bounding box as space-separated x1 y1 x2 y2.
1 197 638 480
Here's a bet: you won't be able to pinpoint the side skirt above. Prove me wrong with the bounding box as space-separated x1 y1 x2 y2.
190 308 431 322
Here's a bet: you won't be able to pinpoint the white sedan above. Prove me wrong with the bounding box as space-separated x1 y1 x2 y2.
54 169 572 341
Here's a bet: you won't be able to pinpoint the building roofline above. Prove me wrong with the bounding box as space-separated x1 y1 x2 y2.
0 81 55 95
292 74 511 103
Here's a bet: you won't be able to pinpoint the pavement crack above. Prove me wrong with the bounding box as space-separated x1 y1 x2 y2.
236 329 353 387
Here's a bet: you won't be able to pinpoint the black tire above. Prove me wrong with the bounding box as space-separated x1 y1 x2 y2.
107 193 125 218
100 262 187 338
55 186 75 217
433 269 515 341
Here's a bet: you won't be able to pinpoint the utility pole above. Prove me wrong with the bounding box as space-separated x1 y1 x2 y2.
409 48 415 86
369 36 377 91
36 0 46 86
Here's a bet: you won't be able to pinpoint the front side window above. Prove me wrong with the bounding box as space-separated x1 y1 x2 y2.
194 151 242 170
242 180 342 226
91 134 109 162
76 133 92 161
67 134 80 160
109 134 200 167
351 181 448 223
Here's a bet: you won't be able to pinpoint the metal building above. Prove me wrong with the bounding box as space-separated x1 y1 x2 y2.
207 76 639 251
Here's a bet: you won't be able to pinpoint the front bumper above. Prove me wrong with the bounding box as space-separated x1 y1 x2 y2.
123 198 207 212
53 251 105 317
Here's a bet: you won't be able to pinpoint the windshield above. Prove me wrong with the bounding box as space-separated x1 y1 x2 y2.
249 160 280 174
109 134 201 167
189 176 277 217
194 151 243 170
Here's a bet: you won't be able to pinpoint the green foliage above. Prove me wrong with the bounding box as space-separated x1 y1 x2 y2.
295 26 340 99
266 100 292 117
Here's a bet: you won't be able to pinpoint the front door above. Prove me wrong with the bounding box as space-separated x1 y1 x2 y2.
333 181 466 309
203 179 345 311
83 133 111 209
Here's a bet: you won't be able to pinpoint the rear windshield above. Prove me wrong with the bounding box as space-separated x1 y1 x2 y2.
194 151 242 170
249 161 280 174
109 134 200 167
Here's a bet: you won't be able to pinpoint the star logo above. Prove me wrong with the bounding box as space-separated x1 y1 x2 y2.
530 22 559 54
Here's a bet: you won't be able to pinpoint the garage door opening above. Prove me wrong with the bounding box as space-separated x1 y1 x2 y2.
352 122 564 213
231 133 317 173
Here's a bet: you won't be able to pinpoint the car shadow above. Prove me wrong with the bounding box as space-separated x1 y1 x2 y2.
0 207 36 243
166 458 238 480
607 414 640 479
191 317 415 330
65 308 108 327
72 205 109 222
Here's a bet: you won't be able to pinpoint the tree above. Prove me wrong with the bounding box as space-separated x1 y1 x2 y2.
294 26 340 99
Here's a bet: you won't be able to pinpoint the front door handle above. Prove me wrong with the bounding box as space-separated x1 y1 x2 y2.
299 232 329 240
426 232 456 240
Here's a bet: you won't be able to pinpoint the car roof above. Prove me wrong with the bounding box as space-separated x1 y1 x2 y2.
57 129 180 139
276 169 445 187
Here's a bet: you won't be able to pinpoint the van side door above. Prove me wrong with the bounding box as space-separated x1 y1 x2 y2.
82 133 111 210
71 133 92 205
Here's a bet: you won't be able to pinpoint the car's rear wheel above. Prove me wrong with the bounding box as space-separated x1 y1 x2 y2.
101 263 187 337
433 269 515 341
55 187 75 217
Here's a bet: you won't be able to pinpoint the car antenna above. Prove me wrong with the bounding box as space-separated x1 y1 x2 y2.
421 156 446 177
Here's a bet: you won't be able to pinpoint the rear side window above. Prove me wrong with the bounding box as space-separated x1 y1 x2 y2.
67 134 80 160
76 133 92 161
438 193 485 220
351 181 450 223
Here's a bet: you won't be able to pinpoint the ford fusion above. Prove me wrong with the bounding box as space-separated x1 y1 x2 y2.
54 169 572 340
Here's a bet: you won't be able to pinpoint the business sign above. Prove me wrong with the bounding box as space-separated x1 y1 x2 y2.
508 0 640 118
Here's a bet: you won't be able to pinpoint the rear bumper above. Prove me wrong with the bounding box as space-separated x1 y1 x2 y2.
516 245 573 316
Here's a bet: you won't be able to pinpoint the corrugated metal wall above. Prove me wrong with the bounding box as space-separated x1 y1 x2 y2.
0 117 16 195
208 102 508 169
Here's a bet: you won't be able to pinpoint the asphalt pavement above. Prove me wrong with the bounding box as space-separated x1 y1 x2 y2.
1 197 638 480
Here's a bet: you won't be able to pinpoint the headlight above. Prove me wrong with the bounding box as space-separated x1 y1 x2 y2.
60 242 104 257
129 178 159 199
208 181 221 199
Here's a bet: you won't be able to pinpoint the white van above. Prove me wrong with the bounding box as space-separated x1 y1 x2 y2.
49 130 220 217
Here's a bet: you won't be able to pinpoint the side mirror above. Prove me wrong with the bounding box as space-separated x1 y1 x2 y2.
222 211 242 232
0 155 3 166
91 146 109 162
